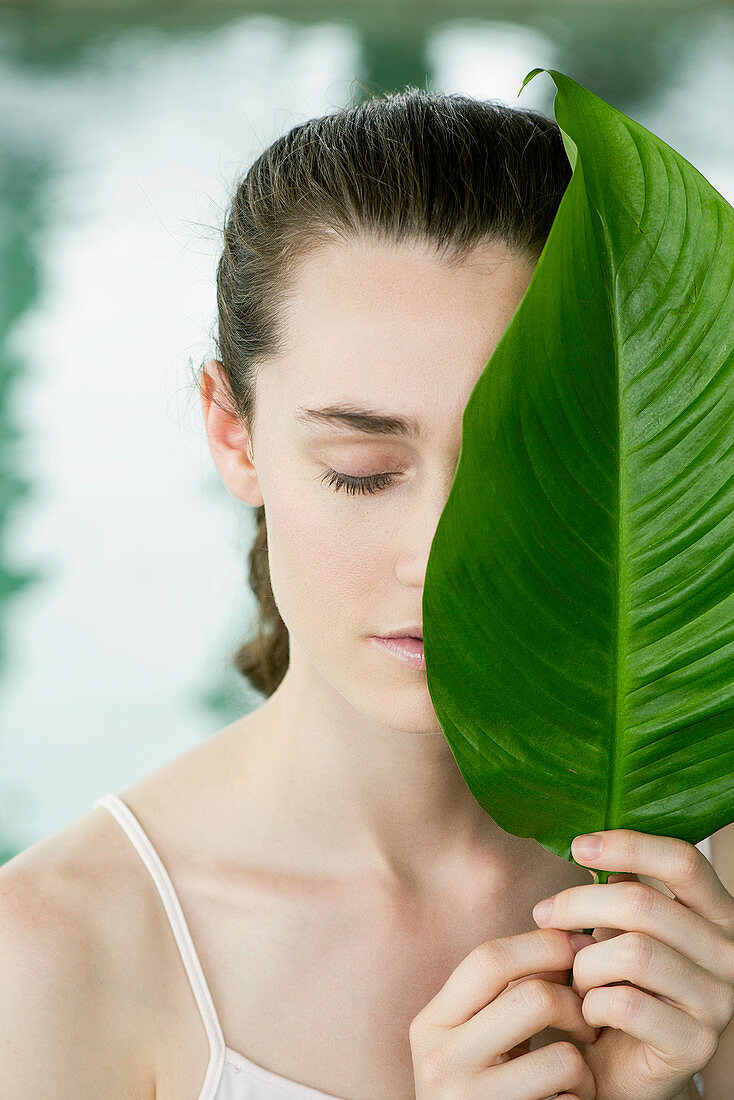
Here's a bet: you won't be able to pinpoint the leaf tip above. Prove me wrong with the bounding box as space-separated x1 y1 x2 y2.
517 67 547 99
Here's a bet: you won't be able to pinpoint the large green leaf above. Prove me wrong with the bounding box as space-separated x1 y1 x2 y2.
423 68 734 867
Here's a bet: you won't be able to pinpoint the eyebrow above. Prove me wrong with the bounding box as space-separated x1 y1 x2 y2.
295 403 422 440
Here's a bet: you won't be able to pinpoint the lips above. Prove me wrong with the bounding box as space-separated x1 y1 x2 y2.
378 636 424 650
369 634 426 669
379 628 423 640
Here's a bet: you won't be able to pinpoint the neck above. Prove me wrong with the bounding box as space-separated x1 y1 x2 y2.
228 644 526 892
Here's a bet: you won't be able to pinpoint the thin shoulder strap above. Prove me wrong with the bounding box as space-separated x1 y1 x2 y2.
94 792 225 1100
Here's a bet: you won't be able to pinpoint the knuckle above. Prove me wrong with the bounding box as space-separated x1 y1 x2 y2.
620 931 654 971
628 882 659 922
472 938 504 973
409 1013 443 1054
417 1045 452 1088
674 839 702 880
611 984 644 1021
516 977 558 1018
619 829 639 864
690 1024 719 1066
408 1014 427 1044
721 982 734 1026
539 927 571 959
547 1040 585 1076
618 829 663 877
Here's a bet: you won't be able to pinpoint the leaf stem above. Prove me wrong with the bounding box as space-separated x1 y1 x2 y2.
566 867 613 986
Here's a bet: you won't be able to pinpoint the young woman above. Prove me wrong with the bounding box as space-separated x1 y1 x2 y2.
1 87 730 1100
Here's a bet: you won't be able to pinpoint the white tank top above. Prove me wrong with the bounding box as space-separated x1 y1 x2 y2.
94 792 342 1100
94 791 708 1100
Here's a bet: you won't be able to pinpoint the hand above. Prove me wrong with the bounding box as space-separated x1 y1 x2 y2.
532 828 734 1100
409 927 599 1098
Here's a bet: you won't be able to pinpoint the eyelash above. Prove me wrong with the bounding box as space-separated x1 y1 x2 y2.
319 468 397 495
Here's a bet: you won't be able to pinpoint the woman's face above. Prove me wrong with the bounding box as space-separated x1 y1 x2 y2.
213 234 536 733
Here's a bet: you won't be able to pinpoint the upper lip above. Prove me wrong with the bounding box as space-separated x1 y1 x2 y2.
376 627 423 640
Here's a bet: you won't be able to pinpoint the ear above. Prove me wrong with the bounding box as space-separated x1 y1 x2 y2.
200 359 264 506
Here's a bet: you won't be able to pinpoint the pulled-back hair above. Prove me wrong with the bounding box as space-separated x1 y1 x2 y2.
198 85 572 699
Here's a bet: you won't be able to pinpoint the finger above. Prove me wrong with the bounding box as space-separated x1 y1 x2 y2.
572 931 734 1034
505 934 596 991
533 880 730 979
506 966 581 990
416 929 582 1030
570 830 734 924
473 1039 597 1100
581 982 718 1077
572 877 634 946
585 881 630 944
455 977 599 1067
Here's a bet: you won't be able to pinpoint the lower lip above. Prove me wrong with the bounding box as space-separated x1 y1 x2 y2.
369 635 426 669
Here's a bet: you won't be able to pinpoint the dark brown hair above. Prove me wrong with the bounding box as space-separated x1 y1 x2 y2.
197 86 572 699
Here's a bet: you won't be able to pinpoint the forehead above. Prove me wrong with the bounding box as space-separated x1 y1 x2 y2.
281 235 531 348
261 235 535 426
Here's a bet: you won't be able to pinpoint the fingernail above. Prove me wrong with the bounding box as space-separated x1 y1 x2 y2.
570 933 591 952
533 899 552 923
573 834 603 860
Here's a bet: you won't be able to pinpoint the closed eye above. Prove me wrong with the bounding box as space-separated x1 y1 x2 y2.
319 468 397 495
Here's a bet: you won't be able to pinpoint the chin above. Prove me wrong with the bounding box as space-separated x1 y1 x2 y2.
356 680 443 735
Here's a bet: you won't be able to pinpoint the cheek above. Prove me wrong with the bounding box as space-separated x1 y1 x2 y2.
263 486 389 627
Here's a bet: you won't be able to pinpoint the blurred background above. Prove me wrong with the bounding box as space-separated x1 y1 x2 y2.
0 0 732 862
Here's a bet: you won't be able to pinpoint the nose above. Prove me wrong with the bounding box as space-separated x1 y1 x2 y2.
394 473 456 588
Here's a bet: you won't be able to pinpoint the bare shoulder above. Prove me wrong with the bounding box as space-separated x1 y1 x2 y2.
0 806 158 1099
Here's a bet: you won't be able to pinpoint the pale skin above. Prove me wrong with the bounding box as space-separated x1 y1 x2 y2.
0 233 731 1098
196 232 733 1098
200 234 543 893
